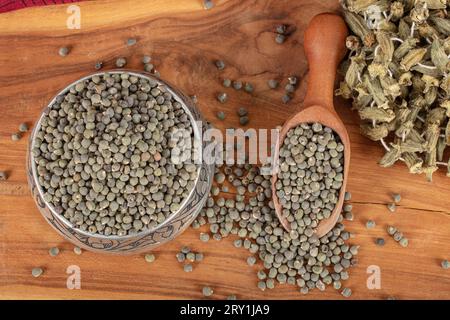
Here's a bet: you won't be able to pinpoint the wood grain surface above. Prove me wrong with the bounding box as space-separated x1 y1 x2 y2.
0 0 449 300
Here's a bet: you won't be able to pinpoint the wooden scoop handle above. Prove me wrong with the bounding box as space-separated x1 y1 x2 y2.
302 13 348 112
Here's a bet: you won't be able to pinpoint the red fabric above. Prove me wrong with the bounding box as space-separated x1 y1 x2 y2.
0 0 82 13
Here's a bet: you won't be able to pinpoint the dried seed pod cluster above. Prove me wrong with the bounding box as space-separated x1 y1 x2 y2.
276 123 345 231
193 161 357 296
338 0 450 181
31 72 198 236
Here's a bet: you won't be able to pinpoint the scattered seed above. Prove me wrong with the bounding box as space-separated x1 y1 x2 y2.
49 247 60 257
344 192 351 201
214 59 225 70
344 211 353 221
181 246 191 254
392 193 401 203
441 260 449 269
343 204 352 212
232 80 242 90
144 63 154 72
387 203 396 212
176 252 186 263
94 61 103 70
267 79 279 89
375 238 385 246
275 34 286 44
288 76 298 86
366 220 376 229
0 171 8 181
257 281 266 291
276 24 287 34
58 46 70 57
32 267 43 278
217 92 228 103
184 264 193 272
115 57 127 68
200 232 210 242
202 286 214 296
399 237 409 247
142 55 152 64
11 133 21 141
216 111 226 121
244 83 254 93
195 253 204 261
239 116 249 126
186 252 196 262
281 94 291 104
126 38 137 46
237 107 248 117
247 256 256 266
341 287 352 298
393 231 403 242
223 79 231 87
387 225 397 235
285 84 295 93
227 294 237 300
19 123 28 133
145 253 156 263
73 246 82 255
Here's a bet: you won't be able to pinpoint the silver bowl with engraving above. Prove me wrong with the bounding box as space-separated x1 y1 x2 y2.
27 70 214 254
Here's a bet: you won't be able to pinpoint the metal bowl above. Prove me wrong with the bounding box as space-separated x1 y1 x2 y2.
27 70 214 254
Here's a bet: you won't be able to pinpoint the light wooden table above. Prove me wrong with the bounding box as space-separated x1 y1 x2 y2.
0 0 449 300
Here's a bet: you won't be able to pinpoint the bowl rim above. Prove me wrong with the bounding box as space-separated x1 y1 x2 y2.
29 69 205 240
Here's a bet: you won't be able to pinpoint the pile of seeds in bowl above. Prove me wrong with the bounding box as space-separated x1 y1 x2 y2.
276 122 345 231
193 162 356 296
31 72 198 236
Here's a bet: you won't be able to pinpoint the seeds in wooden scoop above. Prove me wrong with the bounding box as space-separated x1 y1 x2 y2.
31 72 198 237
194 160 356 295
276 122 344 232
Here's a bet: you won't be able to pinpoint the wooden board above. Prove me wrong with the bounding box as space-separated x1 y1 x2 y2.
0 0 449 300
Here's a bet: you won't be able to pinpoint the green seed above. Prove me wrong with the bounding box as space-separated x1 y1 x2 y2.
387 203 396 212
145 253 156 263
257 281 266 291
144 63 154 72
202 286 214 296
275 34 286 44
181 246 191 254
288 76 298 85
343 204 352 212
32 267 43 278
184 264 193 272
344 212 353 221
281 94 291 104
239 116 249 126
267 79 279 89
73 246 82 255
176 252 186 262
392 193 401 203
366 220 376 229
244 83 254 93
237 107 248 117
199 232 210 242
276 24 287 34
393 231 403 242
227 294 237 300
19 123 28 133
195 253 204 261
285 84 295 93
94 61 103 70
387 225 397 235
341 287 352 298
115 57 127 68
232 80 242 90
58 47 70 57
216 111 226 121
247 256 256 266
344 191 351 201
223 79 231 87
0 171 8 181
186 252 196 262
142 55 152 64
11 133 21 141
217 92 228 103
399 237 409 247
441 260 449 269
214 59 225 70
49 247 60 257
375 238 385 246
126 38 137 46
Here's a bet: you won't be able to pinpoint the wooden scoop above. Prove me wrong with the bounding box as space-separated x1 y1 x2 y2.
271 13 350 238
